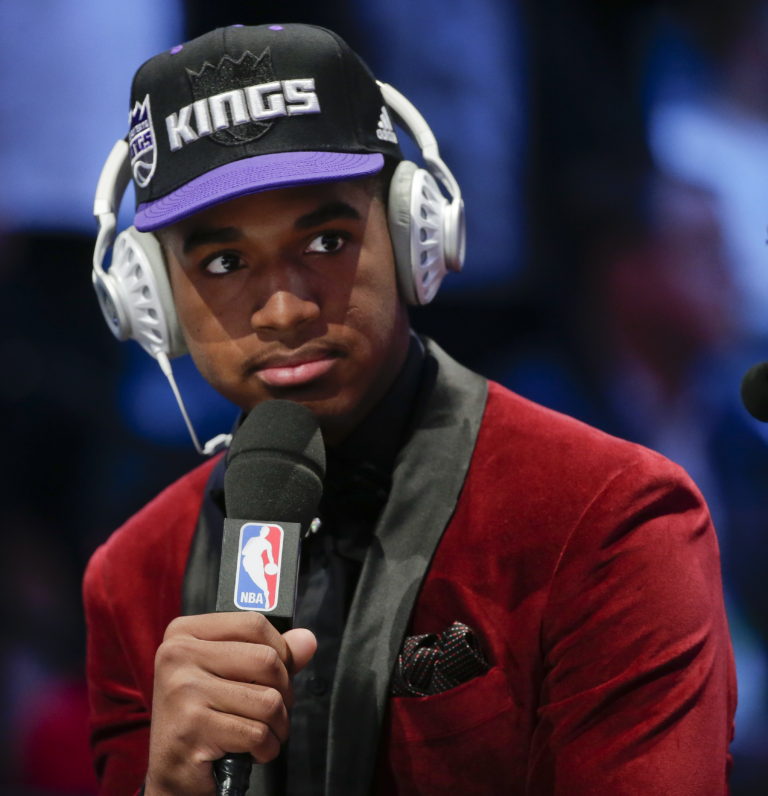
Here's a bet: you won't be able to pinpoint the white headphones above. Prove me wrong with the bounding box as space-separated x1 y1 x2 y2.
91 82 464 452
377 82 465 305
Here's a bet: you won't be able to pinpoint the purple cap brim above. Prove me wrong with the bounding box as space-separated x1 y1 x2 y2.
134 151 384 231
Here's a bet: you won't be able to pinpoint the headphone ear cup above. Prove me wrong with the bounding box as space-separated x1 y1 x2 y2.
387 160 452 305
100 226 187 358
442 195 466 274
387 160 420 305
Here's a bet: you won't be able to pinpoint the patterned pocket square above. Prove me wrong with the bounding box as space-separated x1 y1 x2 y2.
391 621 490 697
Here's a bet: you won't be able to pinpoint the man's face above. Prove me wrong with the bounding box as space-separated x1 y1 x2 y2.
158 178 411 445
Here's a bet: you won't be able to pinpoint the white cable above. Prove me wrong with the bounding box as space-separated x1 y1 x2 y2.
93 141 232 456
155 350 232 456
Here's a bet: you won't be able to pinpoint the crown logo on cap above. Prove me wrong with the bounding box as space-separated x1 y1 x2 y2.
128 95 157 187
188 49 276 146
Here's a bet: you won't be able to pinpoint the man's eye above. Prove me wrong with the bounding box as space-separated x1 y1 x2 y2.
305 232 346 254
204 253 244 275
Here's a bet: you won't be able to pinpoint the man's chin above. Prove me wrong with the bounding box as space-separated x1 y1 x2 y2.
235 375 376 445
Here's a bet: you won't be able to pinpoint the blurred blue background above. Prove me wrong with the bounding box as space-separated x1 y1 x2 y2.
1 0 768 792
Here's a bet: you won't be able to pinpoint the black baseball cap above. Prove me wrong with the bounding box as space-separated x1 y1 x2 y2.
128 23 403 231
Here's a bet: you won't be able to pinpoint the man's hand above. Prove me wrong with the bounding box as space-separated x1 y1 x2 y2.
144 612 316 796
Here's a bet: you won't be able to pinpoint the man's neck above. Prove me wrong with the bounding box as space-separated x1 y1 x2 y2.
328 331 426 472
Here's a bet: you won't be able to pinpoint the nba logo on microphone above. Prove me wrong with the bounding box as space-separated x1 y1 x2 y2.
234 523 284 611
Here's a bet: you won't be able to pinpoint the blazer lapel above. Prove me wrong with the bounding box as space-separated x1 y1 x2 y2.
325 339 488 794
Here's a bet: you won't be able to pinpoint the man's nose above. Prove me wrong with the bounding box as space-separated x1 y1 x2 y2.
249 270 321 336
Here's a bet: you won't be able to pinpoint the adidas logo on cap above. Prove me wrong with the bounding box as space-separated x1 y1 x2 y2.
376 106 398 144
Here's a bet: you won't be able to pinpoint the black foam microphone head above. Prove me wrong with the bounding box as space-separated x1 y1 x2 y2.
224 400 326 528
740 361 768 422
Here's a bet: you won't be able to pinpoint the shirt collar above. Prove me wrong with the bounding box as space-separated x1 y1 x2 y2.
327 331 425 478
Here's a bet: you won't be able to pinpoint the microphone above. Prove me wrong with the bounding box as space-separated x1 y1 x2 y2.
741 361 768 422
213 400 326 796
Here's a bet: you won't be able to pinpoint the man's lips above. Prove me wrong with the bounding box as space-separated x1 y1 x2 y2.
254 355 339 388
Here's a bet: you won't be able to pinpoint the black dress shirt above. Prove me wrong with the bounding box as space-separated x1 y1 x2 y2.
286 335 425 795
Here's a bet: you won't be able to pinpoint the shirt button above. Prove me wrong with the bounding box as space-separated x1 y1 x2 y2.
308 675 328 695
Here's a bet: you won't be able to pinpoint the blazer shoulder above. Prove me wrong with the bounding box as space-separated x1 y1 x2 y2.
481 380 695 491
85 455 221 593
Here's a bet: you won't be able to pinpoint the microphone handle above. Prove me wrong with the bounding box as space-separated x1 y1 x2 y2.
213 399 325 796
214 751 252 796
213 518 302 795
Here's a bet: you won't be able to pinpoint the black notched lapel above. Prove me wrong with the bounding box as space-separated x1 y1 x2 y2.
325 340 487 794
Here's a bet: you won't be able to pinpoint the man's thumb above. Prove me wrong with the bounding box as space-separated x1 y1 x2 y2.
283 628 317 674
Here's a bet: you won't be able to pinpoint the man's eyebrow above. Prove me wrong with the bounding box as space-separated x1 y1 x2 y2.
182 227 242 254
294 201 362 230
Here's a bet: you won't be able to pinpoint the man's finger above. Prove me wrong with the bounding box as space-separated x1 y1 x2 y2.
164 611 290 661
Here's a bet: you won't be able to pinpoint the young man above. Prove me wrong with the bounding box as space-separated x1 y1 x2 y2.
84 23 736 795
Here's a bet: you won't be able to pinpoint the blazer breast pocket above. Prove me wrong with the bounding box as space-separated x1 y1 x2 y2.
381 666 527 794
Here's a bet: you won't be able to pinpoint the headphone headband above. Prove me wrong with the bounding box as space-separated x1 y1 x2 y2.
93 139 131 282
377 82 462 206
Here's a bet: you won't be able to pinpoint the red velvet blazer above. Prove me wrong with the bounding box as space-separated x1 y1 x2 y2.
84 343 736 795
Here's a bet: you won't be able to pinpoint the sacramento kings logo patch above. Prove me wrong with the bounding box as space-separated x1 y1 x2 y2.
188 48 277 146
234 523 284 611
128 95 157 187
